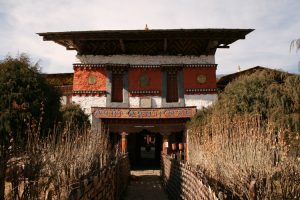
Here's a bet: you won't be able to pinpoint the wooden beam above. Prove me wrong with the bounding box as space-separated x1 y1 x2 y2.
207 40 218 49
119 39 126 53
164 38 168 53
60 40 77 50
217 44 230 48
204 40 218 55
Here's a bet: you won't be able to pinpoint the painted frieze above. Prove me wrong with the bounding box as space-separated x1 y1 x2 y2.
92 107 197 119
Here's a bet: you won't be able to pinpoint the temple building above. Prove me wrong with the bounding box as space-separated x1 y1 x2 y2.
44 73 73 105
39 28 253 167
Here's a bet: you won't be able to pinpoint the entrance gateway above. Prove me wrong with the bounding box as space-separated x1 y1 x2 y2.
38 28 253 167
93 107 196 167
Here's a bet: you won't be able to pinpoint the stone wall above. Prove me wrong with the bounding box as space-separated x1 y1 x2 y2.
161 155 218 200
68 155 130 200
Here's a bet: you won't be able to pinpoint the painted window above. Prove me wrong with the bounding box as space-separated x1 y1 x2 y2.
111 73 123 102
166 71 178 102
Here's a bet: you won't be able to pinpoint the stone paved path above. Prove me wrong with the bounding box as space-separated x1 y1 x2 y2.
123 170 169 200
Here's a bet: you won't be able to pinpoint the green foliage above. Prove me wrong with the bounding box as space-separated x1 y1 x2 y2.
0 54 61 148
201 70 299 132
60 104 90 133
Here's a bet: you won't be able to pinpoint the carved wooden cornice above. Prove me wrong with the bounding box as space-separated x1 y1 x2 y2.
73 90 106 96
73 63 217 69
185 88 217 94
130 90 160 95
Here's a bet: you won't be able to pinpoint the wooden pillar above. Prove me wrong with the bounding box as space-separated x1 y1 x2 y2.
121 132 128 154
185 129 189 162
162 133 171 155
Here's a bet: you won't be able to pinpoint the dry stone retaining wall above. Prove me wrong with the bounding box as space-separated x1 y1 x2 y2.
161 155 218 200
68 155 130 200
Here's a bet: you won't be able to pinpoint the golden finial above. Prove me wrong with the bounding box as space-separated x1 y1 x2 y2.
238 65 241 72
145 24 149 31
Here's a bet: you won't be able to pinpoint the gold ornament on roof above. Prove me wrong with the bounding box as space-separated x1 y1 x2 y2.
145 24 149 31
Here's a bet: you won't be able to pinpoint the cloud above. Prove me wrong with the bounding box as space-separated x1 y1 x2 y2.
0 0 299 74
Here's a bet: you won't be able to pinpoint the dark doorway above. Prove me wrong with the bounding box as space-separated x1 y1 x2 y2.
127 130 162 169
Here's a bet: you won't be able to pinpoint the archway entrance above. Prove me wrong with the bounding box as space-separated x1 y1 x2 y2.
101 115 191 169
127 130 162 169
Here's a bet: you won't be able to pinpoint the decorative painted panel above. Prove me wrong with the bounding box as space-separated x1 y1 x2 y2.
73 68 106 94
92 107 196 119
183 67 217 94
128 68 162 95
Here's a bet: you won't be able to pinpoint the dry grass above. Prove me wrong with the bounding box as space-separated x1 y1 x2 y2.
5 123 112 200
189 114 300 199
188 71 300 199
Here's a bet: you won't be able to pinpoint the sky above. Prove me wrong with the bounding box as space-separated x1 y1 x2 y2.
0 0 299 75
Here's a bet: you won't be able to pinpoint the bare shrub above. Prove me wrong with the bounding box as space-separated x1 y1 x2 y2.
5 123 112 200
188 70 300 199
189 113 300 199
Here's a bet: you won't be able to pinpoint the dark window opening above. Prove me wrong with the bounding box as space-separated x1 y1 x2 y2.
112 73 123 102
127 130 162 169
166 71 178 102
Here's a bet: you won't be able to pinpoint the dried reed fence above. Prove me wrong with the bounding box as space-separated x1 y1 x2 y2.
189 114 300 199
5 123 113 200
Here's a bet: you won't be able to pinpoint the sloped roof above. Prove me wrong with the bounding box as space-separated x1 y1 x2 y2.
38 28 253 56
43 73 73 86
217 66 290 90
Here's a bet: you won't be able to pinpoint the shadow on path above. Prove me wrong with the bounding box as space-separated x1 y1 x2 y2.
123 170 169 200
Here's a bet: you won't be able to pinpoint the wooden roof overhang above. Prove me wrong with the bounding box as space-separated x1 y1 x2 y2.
38 28 253 56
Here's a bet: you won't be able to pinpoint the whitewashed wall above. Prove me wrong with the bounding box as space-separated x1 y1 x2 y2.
129 95 216 109
129 96 162 108
152 96 162 107
60 96 67 105
184 94 218 109
72 96 106 120
76 55 215 65
129 97 139 108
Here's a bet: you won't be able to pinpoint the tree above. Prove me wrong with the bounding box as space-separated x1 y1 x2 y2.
0 54 61 199
60 103 90 134
290 38 300 51
290 38 300 72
